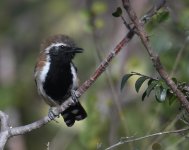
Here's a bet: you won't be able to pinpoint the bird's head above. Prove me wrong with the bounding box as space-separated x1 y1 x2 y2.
41 34 83 62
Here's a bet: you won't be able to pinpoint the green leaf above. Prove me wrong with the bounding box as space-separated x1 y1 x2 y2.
121 74 133 91
112 7 122 17
146 81 158 97
142 90 147 101
135 76 149 93
155 87 167 103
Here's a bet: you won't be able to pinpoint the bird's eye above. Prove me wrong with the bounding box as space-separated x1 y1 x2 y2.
60 45 65 49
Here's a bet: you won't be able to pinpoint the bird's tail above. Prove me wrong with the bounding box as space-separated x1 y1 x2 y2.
61 102 87 127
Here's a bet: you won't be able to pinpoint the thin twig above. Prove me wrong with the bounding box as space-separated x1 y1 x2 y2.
75 31 134 97
121 15 132 30
105 127 189 150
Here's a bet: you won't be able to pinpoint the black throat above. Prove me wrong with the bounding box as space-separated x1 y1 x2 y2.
43 57 73 104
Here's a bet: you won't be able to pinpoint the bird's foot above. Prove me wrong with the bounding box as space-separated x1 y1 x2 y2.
48 107 60 121
71 90 79 104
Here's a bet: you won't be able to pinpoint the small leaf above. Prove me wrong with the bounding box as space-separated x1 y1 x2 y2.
112 7 122 17
121 74 133 91
142 90 147 101
155 87 167 103
146 81 158 97
135 76 149 92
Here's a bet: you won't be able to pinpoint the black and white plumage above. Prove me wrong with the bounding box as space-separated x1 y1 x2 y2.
34 34 87 127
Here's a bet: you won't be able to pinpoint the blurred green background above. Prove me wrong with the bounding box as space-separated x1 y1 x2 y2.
0 0 189 150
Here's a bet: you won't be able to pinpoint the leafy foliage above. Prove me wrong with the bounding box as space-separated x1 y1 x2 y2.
121 72 189 105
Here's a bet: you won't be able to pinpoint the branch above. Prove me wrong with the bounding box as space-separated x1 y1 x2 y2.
105 127 189 150
75 31 134 97
0 111 9 131
0 111 9 150
122 0 189 113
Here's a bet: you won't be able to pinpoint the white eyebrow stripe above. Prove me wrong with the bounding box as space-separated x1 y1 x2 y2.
45 43 68 53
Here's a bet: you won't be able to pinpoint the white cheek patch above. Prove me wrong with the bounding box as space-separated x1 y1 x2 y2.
71 63 78 89
45 42 68 54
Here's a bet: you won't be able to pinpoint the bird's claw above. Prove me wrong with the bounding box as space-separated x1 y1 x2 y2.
71 90 79 104
48 107 60 120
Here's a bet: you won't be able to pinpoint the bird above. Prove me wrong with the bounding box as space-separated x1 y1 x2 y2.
34 34 87 127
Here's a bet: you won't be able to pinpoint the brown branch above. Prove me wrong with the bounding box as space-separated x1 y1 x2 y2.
122 0 189 113
105 127 189 150
76 31 134 97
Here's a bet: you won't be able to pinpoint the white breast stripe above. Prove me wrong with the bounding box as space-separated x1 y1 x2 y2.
40 62 50 83
71 63 78 89
36 60 58 106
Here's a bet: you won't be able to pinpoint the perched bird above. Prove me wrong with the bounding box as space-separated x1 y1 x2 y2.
34 34 87 127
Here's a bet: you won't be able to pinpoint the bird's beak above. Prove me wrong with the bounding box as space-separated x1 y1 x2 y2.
71 47 84 53
63 47 84 53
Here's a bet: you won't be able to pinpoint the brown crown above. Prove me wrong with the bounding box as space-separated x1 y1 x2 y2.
40 34 76 51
